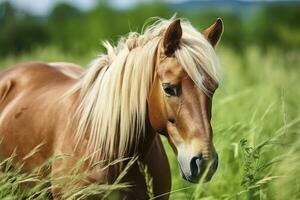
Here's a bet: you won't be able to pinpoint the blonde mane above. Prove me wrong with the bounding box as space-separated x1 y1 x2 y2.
70 17 220 163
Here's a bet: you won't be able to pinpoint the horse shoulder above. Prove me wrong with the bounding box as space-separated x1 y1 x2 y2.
0 62 81 170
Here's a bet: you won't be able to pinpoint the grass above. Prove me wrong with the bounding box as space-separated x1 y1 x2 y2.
0 45 299 199
165 46 300 200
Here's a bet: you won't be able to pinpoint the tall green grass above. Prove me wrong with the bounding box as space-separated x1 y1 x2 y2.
0 151 135 199
164 47 300 200
0 46 299 199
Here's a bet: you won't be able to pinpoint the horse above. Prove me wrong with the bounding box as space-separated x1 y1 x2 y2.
0 17 223 199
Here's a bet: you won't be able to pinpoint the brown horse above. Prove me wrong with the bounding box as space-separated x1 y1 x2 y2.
0 17 223 199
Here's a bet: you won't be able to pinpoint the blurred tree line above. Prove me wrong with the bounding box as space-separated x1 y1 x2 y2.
0 1 299 57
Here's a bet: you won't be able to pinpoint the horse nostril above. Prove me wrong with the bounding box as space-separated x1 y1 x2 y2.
190 154 203 177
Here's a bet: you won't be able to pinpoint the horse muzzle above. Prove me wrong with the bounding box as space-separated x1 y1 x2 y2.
178 153 218 183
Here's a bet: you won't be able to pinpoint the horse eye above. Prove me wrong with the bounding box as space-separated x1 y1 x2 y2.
162 83 179 97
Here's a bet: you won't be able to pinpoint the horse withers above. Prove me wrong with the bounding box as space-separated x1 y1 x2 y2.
0 17 223 199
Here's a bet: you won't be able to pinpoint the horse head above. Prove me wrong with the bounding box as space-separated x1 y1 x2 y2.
148 18 223 183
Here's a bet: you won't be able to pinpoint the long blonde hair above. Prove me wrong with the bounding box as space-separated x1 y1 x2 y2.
69 17 220 163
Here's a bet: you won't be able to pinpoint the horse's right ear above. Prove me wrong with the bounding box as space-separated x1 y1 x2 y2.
163 19 182 56
202 18 224 47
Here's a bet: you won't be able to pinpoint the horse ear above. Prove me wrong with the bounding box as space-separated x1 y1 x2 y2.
163 19 182 56
202 18 224 47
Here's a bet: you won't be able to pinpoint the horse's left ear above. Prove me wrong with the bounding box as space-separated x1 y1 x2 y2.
202 18 224 47
163 19 182 56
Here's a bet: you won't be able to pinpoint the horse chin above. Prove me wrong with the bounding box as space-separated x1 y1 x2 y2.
183 174 214 184
179 167 198 183
179 167 215 184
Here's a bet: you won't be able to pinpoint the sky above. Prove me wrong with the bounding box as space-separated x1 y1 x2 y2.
3 0 292 16
5 0 186 16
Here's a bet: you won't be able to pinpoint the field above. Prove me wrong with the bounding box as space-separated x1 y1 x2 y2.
0 45 299 200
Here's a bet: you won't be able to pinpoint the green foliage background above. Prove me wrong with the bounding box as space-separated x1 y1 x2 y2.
1 1 300 56
0 1 299 199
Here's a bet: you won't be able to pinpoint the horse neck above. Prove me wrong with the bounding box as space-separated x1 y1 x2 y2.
69 43 161 166
136 116 157 158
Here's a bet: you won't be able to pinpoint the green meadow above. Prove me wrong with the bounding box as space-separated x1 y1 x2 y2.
0 45 299 200
0 1 300 199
